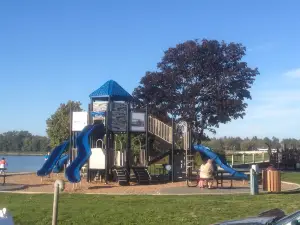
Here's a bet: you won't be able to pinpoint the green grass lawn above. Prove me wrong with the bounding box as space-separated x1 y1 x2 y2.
1 172 300 225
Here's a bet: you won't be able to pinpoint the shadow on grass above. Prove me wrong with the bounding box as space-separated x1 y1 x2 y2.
26 184 49 188
277 189 300 195
88 186 114 190
257 189 300 196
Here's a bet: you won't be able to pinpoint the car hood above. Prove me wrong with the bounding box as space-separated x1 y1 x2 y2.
213 216 277 225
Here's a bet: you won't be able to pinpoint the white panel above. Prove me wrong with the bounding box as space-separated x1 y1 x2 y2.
72 112 88 131
89 148 106 169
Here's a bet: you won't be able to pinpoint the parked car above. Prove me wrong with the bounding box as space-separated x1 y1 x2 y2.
213 209 300 225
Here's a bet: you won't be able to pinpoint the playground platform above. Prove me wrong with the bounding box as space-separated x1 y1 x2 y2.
1 173 299 194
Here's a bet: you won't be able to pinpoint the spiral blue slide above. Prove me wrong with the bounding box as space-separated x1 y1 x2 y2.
65 123 105 183
37 141 69 176
193 144 248 180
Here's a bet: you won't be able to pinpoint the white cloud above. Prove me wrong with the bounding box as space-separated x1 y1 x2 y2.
284 68 300 78
213 87 300 139
247 89 300 119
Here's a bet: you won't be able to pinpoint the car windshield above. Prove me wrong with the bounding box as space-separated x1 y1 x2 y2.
275 211 300 225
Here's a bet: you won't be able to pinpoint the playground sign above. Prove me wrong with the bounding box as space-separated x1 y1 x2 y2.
72 112 88 131
108 102 127 132
130 112 146 132
92 101 107 121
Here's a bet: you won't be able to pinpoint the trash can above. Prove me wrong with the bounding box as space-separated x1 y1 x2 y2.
267 168 281 193
262 169 268 191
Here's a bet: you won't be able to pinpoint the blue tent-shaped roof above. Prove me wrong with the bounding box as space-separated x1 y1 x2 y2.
89 80 133 101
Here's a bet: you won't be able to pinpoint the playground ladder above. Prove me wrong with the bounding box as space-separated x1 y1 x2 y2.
186 154 194 169
148 116 173 144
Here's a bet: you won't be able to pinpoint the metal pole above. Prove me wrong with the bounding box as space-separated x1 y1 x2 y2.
171 117 175 182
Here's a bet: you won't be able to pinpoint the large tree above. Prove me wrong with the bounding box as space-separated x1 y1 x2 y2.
133 39 259 142
46 100 83 147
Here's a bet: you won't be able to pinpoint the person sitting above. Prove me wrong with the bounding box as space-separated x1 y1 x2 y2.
198 159 215 189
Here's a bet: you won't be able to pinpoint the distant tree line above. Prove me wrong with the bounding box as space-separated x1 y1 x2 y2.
0 131 50 153
202 136 300 152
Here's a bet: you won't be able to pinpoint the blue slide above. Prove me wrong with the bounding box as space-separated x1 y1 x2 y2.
52 154 69 173
193 144 248 180
37 141 69 176
65 123 105 183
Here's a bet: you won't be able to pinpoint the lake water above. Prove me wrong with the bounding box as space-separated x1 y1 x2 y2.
0 155 45 173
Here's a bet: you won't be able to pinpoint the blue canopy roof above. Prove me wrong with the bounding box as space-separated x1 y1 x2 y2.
89 80 133 101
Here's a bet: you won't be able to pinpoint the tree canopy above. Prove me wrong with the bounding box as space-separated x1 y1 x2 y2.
0 131 50 152
46 100 83 147
133 39 259 142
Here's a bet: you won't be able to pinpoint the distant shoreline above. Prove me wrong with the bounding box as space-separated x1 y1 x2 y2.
0 152 45 156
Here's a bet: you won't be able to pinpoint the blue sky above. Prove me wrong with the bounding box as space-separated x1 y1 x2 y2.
1 0 300 139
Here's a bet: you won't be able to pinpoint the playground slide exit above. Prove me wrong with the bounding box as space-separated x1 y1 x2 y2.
37 141 69 177
65 123 105 183
52 154 69 173
193 144 248 180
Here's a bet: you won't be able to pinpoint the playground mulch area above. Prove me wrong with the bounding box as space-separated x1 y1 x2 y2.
2 173 299 194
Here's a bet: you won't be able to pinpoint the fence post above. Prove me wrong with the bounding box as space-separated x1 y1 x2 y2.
242 154 245 164
253 153 255 163
231 155 234 166
262 153 265 162
52 180 65 225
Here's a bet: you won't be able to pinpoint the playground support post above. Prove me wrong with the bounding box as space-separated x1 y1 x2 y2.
69 103 73 163
145 105 149 164
105 97 111 184
87 101 93 182
126 102 131 174
171 117 175 183
186 122 193 186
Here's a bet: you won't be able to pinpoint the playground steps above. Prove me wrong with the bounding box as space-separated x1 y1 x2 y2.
113 167 130 185
132 167 151 184
148 116 172 144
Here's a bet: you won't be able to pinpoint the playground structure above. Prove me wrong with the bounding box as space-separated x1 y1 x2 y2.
37 80 248 186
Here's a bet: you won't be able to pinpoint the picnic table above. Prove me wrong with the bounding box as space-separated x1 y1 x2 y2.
0 168 7 185
216 168 250 188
